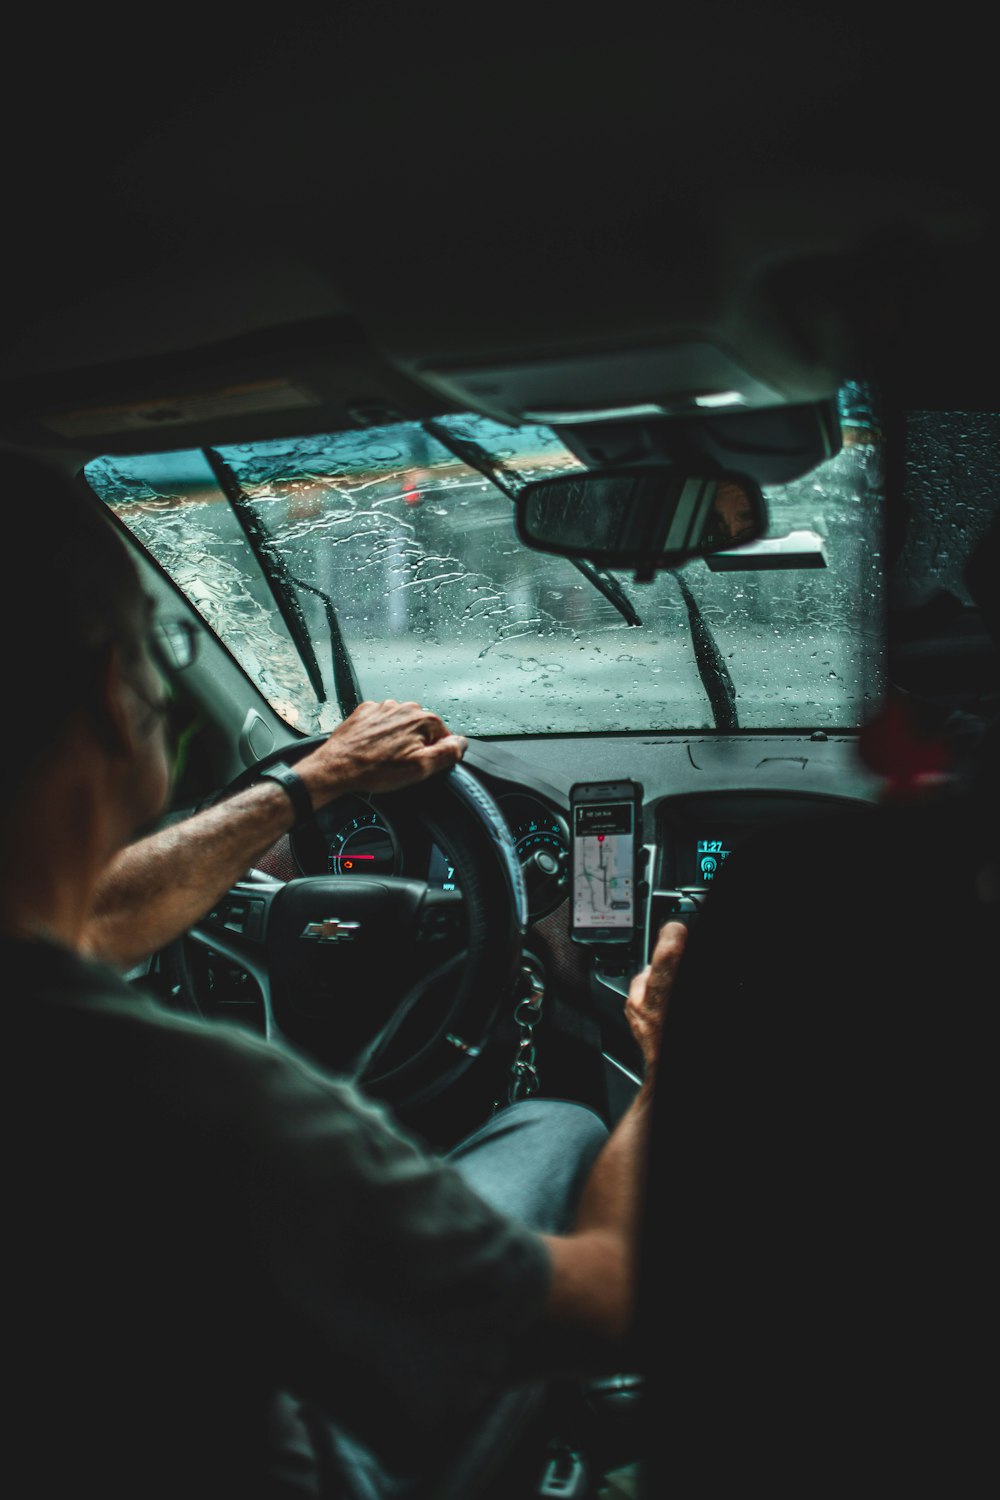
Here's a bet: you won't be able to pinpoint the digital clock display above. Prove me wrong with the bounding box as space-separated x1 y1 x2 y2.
695 837 732 883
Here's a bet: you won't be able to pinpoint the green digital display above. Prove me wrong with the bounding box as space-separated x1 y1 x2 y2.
696 838 732 883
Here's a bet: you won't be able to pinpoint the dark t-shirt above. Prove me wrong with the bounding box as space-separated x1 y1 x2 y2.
3 938 550 1497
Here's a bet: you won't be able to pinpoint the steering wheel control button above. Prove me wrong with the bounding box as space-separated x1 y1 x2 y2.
243 900 265 940
299 918 362 944
417 892 463 943
204 896 266 939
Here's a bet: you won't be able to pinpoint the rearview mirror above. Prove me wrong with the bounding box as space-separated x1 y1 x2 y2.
515 468 767 576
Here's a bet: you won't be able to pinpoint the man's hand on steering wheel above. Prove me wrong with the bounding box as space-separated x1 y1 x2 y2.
294 700 469 805
87 693 522 1111
83 700 467 971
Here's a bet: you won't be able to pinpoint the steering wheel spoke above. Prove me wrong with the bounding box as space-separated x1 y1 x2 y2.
183 873 284 1038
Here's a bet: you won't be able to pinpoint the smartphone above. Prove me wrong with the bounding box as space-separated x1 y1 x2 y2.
570 780 643 944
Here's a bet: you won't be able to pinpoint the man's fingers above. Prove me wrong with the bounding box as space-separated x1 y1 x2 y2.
651 919 688 965
416 733 468 773
301 698 472 800
627 923 687 1003
624 920 689 1064
627 965 651 1005
414 711 449 744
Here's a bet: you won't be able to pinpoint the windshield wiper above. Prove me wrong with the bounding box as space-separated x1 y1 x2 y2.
285 573 362 714
569 557 643 627
670 569 739 731
421 420 740 719
421 419 642 628
203 449 362 715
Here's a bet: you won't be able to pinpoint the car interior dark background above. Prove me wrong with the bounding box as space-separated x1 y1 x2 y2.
3 15 997 1497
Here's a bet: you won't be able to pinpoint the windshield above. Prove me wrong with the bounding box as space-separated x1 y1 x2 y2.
86 391 884 736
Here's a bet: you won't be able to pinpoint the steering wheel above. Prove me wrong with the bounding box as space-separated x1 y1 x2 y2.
162 739 528 1112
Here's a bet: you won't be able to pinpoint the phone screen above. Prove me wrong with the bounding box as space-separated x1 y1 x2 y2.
572 797 636 935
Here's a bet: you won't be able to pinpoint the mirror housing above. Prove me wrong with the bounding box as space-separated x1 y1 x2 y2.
514 467 767 577
704 528 828 571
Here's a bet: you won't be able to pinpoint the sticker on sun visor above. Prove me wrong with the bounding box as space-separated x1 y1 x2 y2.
39 378 322 438
450 766 528 931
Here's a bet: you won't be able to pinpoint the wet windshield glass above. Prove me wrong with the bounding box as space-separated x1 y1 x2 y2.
86 394 884 736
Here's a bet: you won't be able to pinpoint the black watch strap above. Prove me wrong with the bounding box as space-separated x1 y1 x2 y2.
258 762 314 826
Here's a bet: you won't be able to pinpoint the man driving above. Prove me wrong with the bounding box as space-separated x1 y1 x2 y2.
1 451 684 1499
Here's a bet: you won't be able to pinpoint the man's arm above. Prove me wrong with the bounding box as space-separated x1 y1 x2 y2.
83 699 467 967
536 921 686 1349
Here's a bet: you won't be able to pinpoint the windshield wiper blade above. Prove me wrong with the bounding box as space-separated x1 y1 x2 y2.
420 418 642 627
420 417 520 502
670 569 739 731
203 448 330 706
285 571 363 714
570 557 643 626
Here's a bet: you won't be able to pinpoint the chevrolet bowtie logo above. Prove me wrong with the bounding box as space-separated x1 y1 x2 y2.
300 918 362 944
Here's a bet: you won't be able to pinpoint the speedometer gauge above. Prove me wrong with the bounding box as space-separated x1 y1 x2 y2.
512 816 568 869
324 805 398 875
499 794 570 919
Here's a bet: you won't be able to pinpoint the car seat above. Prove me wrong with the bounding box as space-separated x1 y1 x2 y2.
633 781 996 1493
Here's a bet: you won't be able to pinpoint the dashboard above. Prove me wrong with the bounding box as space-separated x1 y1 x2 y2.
232 730 883 1110
276 731 883 962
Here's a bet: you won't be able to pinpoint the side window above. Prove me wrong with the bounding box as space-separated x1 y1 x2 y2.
896 412 1000 605
889 411 1000 709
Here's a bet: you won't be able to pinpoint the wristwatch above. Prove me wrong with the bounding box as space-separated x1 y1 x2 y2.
257 761 314 826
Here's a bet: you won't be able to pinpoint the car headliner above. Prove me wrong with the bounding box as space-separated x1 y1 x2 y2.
2 15 998 474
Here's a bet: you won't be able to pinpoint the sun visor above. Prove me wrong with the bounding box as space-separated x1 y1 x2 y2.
550 399 842 487
411 341 836 431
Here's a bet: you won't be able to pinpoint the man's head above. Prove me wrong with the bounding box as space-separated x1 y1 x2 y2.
707 480 759 546
1 450 171 837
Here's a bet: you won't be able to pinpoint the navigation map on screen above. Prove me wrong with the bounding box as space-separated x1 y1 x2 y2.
573 801 634 929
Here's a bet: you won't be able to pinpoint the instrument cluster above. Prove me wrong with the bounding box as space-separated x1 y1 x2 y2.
290 789 570 921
